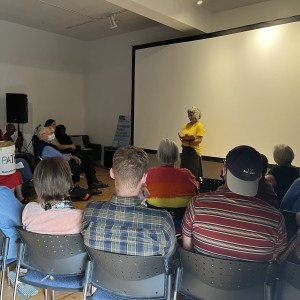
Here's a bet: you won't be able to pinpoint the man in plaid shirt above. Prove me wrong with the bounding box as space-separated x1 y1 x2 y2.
82 145 176 257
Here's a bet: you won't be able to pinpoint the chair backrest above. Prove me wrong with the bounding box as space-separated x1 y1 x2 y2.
176 248 272 300
200 178 224 193
279 260 300 299
85 245 171 299
16 228 88 276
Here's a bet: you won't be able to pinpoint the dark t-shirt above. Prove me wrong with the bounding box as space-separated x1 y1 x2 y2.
268 165 300 203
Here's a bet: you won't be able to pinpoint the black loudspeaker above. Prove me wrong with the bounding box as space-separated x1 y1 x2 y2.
6 93 28 123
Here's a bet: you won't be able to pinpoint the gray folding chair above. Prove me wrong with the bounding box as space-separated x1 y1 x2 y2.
276 260 300 300
13 228 88 300
174 248 275 300
83 245 175 300
0 229 17 300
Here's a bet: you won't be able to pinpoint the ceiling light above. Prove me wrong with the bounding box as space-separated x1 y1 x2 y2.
108 14 117 29
197 0 203 4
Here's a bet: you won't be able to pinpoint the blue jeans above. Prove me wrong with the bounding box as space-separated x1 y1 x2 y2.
16 158 33 195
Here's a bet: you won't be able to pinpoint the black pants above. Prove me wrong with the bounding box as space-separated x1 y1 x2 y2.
180 146 203 181
69 155 96 189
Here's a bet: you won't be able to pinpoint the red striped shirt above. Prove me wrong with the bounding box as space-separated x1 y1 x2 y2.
182 191 287 262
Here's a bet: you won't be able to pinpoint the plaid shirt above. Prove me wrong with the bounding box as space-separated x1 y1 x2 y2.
82 195 176 256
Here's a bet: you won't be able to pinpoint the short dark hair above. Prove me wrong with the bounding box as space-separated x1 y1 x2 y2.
44 119 55 127
33 157 73 202
112 146 148 189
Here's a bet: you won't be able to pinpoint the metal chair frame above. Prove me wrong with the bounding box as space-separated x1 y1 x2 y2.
0 229 17 300
174 248 275 300
13 228 88 300
276 260 300 300
83 245 175 300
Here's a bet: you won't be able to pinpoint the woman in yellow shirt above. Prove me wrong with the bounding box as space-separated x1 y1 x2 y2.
178 106 205 182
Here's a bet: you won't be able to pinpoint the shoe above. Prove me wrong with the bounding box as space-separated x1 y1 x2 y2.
89 188 102 195
8 270 38 300
70 185 91 201
92 181 108 189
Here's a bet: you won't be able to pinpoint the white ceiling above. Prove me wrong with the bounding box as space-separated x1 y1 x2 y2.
0 0 276 41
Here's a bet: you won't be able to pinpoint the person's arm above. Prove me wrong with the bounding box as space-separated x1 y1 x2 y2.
51 139 76 150
67 154 81 165
181 198 195 251
182 235 193 251
189 136 202 146
42 145 70 160
280 179 300 211
265 174 277 187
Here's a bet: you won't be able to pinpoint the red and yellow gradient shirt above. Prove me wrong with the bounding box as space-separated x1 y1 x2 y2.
146 166 198 208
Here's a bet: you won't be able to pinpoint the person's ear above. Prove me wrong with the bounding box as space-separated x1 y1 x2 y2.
109 168 115 179
222 165 227 177
141 173 147 184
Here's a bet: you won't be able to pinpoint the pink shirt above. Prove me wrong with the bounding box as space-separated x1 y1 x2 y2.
22 202 83 234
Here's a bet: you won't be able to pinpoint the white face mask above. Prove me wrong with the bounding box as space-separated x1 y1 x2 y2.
47 133 55 142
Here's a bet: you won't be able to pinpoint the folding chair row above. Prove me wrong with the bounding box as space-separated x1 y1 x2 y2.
12 228 175 300
7 228 300 300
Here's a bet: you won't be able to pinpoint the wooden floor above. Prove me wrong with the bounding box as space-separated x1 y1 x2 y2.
3 166 115 300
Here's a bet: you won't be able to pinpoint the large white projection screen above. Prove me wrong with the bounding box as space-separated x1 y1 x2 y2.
133 20 300 166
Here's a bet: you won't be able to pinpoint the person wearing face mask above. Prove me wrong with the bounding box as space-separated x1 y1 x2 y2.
36 127 108 197
178 106 205 182
44 119 76 152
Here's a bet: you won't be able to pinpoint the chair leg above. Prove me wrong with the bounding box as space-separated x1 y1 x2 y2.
0 265 5 300
44 289 48 300
51 290 56 300
13 264 21 300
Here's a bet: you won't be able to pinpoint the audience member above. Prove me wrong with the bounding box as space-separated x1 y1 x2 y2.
178 106 205 181
266 144 299 204
1 127 33 197
55 124 73 145
3 123 23 151
256 154 279 208
82 145 176 257
36 127 107 196
22 157 83 234
0 186 23 260
281 178 300 212
278 213 300 264
45 119 76 152
218 153 279 208
182 145 287 262
0 138 26 202
146 138 198 232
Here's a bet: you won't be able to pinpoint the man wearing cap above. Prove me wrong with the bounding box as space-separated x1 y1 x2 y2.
182 145 287 262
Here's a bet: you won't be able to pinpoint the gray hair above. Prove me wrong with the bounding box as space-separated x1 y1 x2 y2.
112 146 148 189
157 139 179 166
273 144 295 165
36 127 50 140
33 157 73 202
187 106 201 120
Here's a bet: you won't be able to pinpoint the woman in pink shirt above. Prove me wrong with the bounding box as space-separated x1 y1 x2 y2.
22 157 83 234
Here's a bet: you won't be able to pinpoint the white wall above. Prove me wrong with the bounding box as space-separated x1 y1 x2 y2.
0 20 87 151
84 25 185 149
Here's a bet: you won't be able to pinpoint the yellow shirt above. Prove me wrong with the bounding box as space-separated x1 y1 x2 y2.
181 121 205 156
